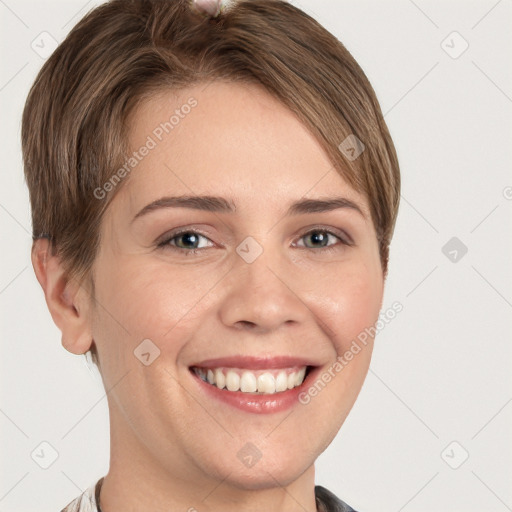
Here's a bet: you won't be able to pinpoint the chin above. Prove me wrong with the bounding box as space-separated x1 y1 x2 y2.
202 445 315 491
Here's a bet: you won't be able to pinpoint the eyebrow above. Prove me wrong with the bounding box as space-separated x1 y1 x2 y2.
131 195 366 223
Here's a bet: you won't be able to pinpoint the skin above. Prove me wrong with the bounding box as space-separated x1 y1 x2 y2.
32 81 385 512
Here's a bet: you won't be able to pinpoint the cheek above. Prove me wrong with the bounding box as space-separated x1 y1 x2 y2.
308 260 384 353
294 260 383 441
92 257 217 350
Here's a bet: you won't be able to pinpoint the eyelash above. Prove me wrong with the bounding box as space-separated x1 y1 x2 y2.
156 227 353 255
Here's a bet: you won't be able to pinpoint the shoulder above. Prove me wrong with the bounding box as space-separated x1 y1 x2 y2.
315 485 359 512
60 477 104 512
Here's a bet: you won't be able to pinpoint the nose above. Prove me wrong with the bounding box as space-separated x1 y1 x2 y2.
218 244 310 333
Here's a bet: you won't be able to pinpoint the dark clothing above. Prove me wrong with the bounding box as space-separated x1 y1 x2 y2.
315 485 358 512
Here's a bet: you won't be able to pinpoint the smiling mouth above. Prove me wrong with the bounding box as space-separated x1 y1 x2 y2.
190 365 312 394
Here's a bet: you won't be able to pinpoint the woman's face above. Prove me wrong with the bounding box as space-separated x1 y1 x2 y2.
89 81 384 490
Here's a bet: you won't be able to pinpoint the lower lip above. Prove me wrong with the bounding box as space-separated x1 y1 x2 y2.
189 366 320 414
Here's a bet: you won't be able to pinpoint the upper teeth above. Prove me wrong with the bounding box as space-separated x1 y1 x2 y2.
193 366 307 394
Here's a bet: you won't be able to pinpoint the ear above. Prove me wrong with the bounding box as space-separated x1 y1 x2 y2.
31 238 94 355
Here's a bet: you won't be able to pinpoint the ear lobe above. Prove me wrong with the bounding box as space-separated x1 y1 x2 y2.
31 238 94 355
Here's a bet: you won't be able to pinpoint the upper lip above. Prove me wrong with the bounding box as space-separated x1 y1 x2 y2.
190 355 320 370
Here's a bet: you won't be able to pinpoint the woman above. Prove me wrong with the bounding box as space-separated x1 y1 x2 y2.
22 0 400 510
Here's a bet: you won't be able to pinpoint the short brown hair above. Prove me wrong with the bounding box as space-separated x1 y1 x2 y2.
22 0 400 360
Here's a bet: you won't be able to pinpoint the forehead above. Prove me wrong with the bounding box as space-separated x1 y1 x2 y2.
118 80 370 218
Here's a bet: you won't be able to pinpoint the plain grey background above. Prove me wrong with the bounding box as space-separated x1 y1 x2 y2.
1 0 511 511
